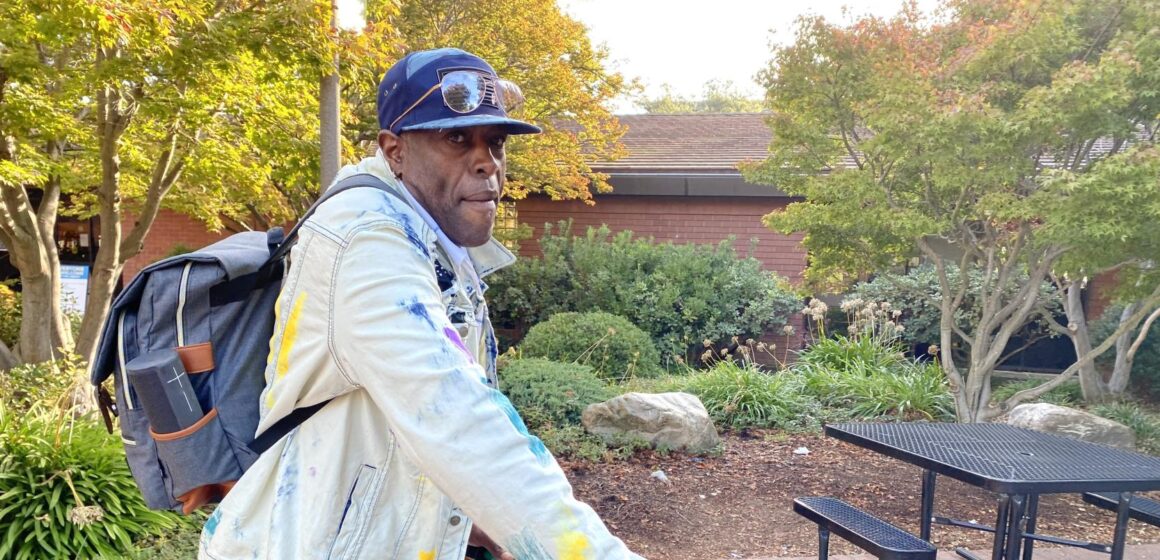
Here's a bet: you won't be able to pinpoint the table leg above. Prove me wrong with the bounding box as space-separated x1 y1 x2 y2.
1110 492 1133 560
1021 494 1039 560
921 469 936 540
992 494 1012 560
1003 495 1028 560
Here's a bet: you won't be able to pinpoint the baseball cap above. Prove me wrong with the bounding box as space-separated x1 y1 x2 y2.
377 48 542 135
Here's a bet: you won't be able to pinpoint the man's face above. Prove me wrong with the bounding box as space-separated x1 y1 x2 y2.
380 125 508 247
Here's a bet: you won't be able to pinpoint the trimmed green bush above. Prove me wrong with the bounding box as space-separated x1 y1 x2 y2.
519 312 662 380
499 358 613 427
0 405 183 559
489 221 801 364
683 361 819 429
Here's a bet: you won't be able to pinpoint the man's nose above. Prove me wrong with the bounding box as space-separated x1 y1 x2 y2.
471 141 501 177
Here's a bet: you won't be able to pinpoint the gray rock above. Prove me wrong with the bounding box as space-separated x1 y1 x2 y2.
1008 403 1136 450
582 392 720 453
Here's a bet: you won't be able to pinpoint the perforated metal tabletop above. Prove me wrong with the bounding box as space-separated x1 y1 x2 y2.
826 422 1160 494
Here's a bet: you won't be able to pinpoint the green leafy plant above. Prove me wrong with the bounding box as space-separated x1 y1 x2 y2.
0 405 183 559
499 358 613 427
793 335 954 421
683 361 819 429
519 312 662 380
0 283 20 351
797 334 907 373
1091 402 1160 455
849 265 1062 356
0 354 85 413
489 221 801 364
989 378 1083 406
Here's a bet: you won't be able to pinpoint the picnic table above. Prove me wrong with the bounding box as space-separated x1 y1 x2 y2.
825 422 1160 560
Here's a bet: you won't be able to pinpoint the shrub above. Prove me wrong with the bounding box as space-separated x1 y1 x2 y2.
1091 402 1160 455
519 312 662 380
683 361 819 429
0 405 183 559
797 334 907 373
1090 305 1160 395
499 358 613 427
0 284 19 350
793 335 954 421
849 265 1062 355
989 378 1083 406
489 221 801 364
0 354 84 413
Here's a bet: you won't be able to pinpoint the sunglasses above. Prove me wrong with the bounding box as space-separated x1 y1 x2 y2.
390 70 526 132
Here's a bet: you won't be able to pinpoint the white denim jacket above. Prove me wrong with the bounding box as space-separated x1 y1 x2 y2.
199 156 643 560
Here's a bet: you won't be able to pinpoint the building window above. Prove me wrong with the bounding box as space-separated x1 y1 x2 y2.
494 201 521 249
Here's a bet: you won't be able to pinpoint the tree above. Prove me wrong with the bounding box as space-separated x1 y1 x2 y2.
0 1 335 366
220 0 630 233
640 80 765 113
744 0 1160 422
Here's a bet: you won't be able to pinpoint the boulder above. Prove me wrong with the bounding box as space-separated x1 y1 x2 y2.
581 392 720 454
1007 403 1136 450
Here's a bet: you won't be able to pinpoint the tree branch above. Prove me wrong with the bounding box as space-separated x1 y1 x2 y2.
998 288 1160 412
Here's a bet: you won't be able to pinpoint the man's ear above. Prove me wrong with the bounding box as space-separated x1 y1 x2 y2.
378 130 404 176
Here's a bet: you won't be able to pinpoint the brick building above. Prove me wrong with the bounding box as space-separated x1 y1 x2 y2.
514 113 805 283
126 113 807 286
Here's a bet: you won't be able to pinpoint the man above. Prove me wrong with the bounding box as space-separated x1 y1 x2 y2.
198 48 644 560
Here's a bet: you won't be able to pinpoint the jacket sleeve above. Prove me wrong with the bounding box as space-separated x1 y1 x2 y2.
330 224 645 560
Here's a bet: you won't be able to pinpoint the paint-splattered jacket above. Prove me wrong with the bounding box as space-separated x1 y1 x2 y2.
199 157 643 560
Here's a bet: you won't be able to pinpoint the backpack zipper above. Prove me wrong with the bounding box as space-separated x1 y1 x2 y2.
117 311 134 410
176 262 193 346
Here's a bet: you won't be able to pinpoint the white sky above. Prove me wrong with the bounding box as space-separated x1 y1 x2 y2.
561 0 942 110
336 0 943 111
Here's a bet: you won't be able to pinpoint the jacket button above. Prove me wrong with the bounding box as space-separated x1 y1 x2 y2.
449 515 462 526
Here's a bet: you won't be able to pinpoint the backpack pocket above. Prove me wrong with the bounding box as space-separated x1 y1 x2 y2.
151 408 244 514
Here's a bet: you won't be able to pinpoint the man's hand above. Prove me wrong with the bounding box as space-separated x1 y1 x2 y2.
468 525 515 560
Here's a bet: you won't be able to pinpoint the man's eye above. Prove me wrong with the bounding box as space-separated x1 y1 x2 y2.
491 136 507 148
448 132 466 143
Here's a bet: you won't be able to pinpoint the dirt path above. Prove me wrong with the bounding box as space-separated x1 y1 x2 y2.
563 430 1160 559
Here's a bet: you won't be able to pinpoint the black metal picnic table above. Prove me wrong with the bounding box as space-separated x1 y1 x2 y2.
825 422 1160 560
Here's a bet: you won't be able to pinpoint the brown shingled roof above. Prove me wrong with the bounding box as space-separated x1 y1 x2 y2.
595 113 773 174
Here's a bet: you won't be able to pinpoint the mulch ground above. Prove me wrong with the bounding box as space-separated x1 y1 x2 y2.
561 429 1160 559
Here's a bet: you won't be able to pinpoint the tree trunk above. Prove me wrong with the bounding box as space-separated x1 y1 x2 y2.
1108 304 1142 395
1064 282 1111 402
17 265 67 363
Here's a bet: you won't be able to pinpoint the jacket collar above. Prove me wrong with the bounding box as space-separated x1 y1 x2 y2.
331 154 517 279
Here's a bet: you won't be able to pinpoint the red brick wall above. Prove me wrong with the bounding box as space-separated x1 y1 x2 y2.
122 210 231 281
515 194 807 284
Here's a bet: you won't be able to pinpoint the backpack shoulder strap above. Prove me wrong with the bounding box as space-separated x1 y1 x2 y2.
266 173 408 266
249 173 409 455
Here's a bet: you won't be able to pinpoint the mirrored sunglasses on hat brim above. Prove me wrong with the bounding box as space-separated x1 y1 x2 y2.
390 70 526 132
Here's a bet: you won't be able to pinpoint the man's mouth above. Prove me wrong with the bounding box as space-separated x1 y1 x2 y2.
463 192 499 210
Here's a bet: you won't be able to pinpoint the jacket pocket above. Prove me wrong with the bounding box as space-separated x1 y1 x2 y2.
328 464 383 559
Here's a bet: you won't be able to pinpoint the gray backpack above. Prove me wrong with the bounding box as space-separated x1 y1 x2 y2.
91 174 403 514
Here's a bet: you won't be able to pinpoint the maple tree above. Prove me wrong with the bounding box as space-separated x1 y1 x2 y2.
640 80 764 113
746 0 1160 420
0 0 335 366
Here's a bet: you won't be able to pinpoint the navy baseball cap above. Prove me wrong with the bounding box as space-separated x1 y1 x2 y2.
378 48 541 136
